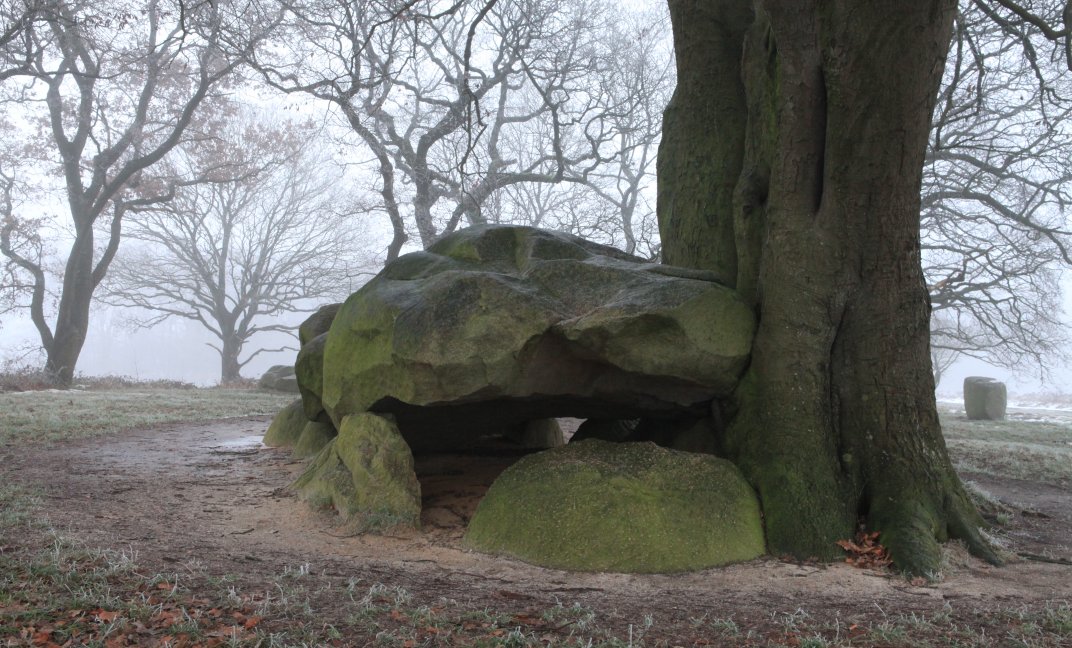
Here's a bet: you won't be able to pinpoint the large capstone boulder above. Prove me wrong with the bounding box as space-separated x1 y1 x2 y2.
320 225 755 450
964 376 1007 421
465 439 765 572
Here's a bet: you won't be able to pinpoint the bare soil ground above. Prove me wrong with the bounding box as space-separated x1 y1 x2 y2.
2 414 1071 645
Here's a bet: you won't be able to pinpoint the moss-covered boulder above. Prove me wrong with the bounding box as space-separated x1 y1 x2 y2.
295 333 328 422
293 419 337 458
465 439 765 572
263 399 307 447
320 225 755 448
293 413 420 531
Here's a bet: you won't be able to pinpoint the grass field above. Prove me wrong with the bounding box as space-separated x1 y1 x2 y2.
0 387 294 445
939 408 1072 485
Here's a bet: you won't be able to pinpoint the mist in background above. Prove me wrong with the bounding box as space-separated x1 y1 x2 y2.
3 284 1071 394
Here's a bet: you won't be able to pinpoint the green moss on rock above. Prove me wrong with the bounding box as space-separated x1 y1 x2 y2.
465 439 765 573
296 333 328 421
293 419 337 458
263 399 307 447
292 413 421 532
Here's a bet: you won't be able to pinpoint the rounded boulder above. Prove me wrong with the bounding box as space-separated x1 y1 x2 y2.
465 439 765 573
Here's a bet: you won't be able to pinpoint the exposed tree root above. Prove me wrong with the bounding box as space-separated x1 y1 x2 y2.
871 485 1003 577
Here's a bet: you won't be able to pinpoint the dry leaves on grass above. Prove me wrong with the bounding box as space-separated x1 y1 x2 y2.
11 581 264 648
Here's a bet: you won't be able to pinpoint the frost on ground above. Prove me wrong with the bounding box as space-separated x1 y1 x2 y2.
0 389 1070 645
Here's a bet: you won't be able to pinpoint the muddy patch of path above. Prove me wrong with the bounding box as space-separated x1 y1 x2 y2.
5 417 1071 642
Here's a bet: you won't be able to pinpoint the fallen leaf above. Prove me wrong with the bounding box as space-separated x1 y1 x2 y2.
95 610 120 623
512 613 542 625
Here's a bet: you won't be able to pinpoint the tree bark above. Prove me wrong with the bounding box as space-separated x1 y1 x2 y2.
661 0 999 574
220 335 242 384
44 225 96 386
657 1 751 287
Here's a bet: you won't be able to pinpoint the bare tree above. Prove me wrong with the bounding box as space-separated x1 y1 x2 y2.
481 6 671 260
973 0 1072 71
0 165 44 324
923 1 1072 372
252 0 612 262
574 9 670 258
0 0 276 385
0 0 48 82
102 111 367 383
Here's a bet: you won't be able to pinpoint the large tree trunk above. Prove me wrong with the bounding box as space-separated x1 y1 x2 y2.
660 0 999 574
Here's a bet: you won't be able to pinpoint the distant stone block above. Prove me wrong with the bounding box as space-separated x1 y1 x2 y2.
963 377 1007 421
259 364 299 393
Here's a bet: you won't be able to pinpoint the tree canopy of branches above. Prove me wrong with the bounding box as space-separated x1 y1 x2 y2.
924 0 1072 376
0 0 275 385
481 8 672 259
102 110 366 383
253 0 667 262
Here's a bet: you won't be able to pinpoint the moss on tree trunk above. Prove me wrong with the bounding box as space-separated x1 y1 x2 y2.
662 0 999 574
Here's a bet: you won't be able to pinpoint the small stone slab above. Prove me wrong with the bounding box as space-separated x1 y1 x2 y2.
964 376 1007 421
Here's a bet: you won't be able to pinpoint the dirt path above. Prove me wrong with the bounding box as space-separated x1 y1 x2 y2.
4 417 1071 640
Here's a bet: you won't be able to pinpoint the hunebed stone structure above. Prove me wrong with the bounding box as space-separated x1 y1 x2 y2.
264 225 762 571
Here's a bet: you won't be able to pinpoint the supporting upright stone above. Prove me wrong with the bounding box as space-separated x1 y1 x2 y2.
263 399 307 447
964 376 1007 421
504 419 565 449
292 413 421 532
292 419 337 458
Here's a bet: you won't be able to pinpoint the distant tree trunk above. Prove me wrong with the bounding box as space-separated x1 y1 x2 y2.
44 226 96 386
660 0 998 574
